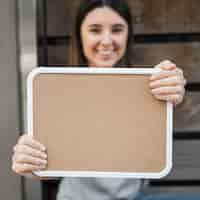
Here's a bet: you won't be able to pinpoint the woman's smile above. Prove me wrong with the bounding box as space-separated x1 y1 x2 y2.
96 48 115 59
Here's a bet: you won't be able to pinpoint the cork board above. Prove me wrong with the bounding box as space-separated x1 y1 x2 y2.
27 67 173 178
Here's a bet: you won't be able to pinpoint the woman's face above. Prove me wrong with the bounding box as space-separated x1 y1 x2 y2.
80 7 128 68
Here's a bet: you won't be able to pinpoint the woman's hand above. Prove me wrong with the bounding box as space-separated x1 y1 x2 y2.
149 60 186 106
12 134 47 178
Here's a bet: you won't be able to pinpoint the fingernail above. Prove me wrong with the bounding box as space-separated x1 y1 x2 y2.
151 89 156 94
38 159 45 165
40 164 46 169
149 76 154 80
43 160 47 165
43 153 47 159
40 160 47 166
41 146 46 151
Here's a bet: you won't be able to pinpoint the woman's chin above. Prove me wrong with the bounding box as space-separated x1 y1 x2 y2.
92 60 117 68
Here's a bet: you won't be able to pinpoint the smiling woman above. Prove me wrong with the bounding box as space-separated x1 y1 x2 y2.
11 0 188 200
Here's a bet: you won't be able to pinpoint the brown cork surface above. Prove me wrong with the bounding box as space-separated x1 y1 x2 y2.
32 73 167 173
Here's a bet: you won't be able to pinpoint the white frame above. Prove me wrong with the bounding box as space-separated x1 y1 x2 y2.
27 67 173 179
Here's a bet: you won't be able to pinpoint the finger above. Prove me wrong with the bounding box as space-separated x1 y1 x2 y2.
154 60 176 71
149 76 184 89
151 86 184 96
153 94 183 105
175 67 184 76
175 68 187 86
150 67 185 85
12 162 46 175
14 144 47 160
18 135 46 152
13 153 47 166
150 70 178 81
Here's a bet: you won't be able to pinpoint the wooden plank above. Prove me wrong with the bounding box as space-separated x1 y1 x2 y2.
47 44 72 65
44 41 200 83
129 0 168 34
37 0 45 37
191 0 200 32
133 42 200 83
41 180 200 199
174 92 200 132
46 0 81 36
45 0 200 36
164 0 192 33
146 140 200 192
129 0 199 33
38 46 45 66
159 140 200 180
144 185 200 194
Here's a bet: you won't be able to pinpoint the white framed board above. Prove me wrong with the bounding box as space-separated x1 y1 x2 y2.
27 67 173 178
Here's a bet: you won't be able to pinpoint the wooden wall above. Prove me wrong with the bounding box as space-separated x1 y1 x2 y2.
37 0 200 198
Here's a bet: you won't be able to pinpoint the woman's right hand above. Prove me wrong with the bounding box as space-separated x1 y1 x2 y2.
12 134 47 177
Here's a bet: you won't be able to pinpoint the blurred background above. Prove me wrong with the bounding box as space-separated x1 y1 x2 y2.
0 0 200 199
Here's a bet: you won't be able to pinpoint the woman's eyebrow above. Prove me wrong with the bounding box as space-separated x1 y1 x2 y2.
87 23 126 28
112 23 126 28
88 24 102 28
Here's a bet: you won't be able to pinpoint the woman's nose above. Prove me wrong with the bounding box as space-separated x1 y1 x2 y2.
101 32 112 46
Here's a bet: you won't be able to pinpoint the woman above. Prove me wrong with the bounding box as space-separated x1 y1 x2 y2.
12 0 190 200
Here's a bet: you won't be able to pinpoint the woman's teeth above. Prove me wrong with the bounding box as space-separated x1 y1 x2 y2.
98 50 113 55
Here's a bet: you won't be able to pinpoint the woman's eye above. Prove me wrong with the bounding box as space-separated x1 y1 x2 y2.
112 28 123 33
89 28 101 34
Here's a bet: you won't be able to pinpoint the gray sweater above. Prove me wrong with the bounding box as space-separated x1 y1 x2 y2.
57 177 142 200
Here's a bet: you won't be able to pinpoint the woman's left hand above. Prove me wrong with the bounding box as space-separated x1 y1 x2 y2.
149 60 186 106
